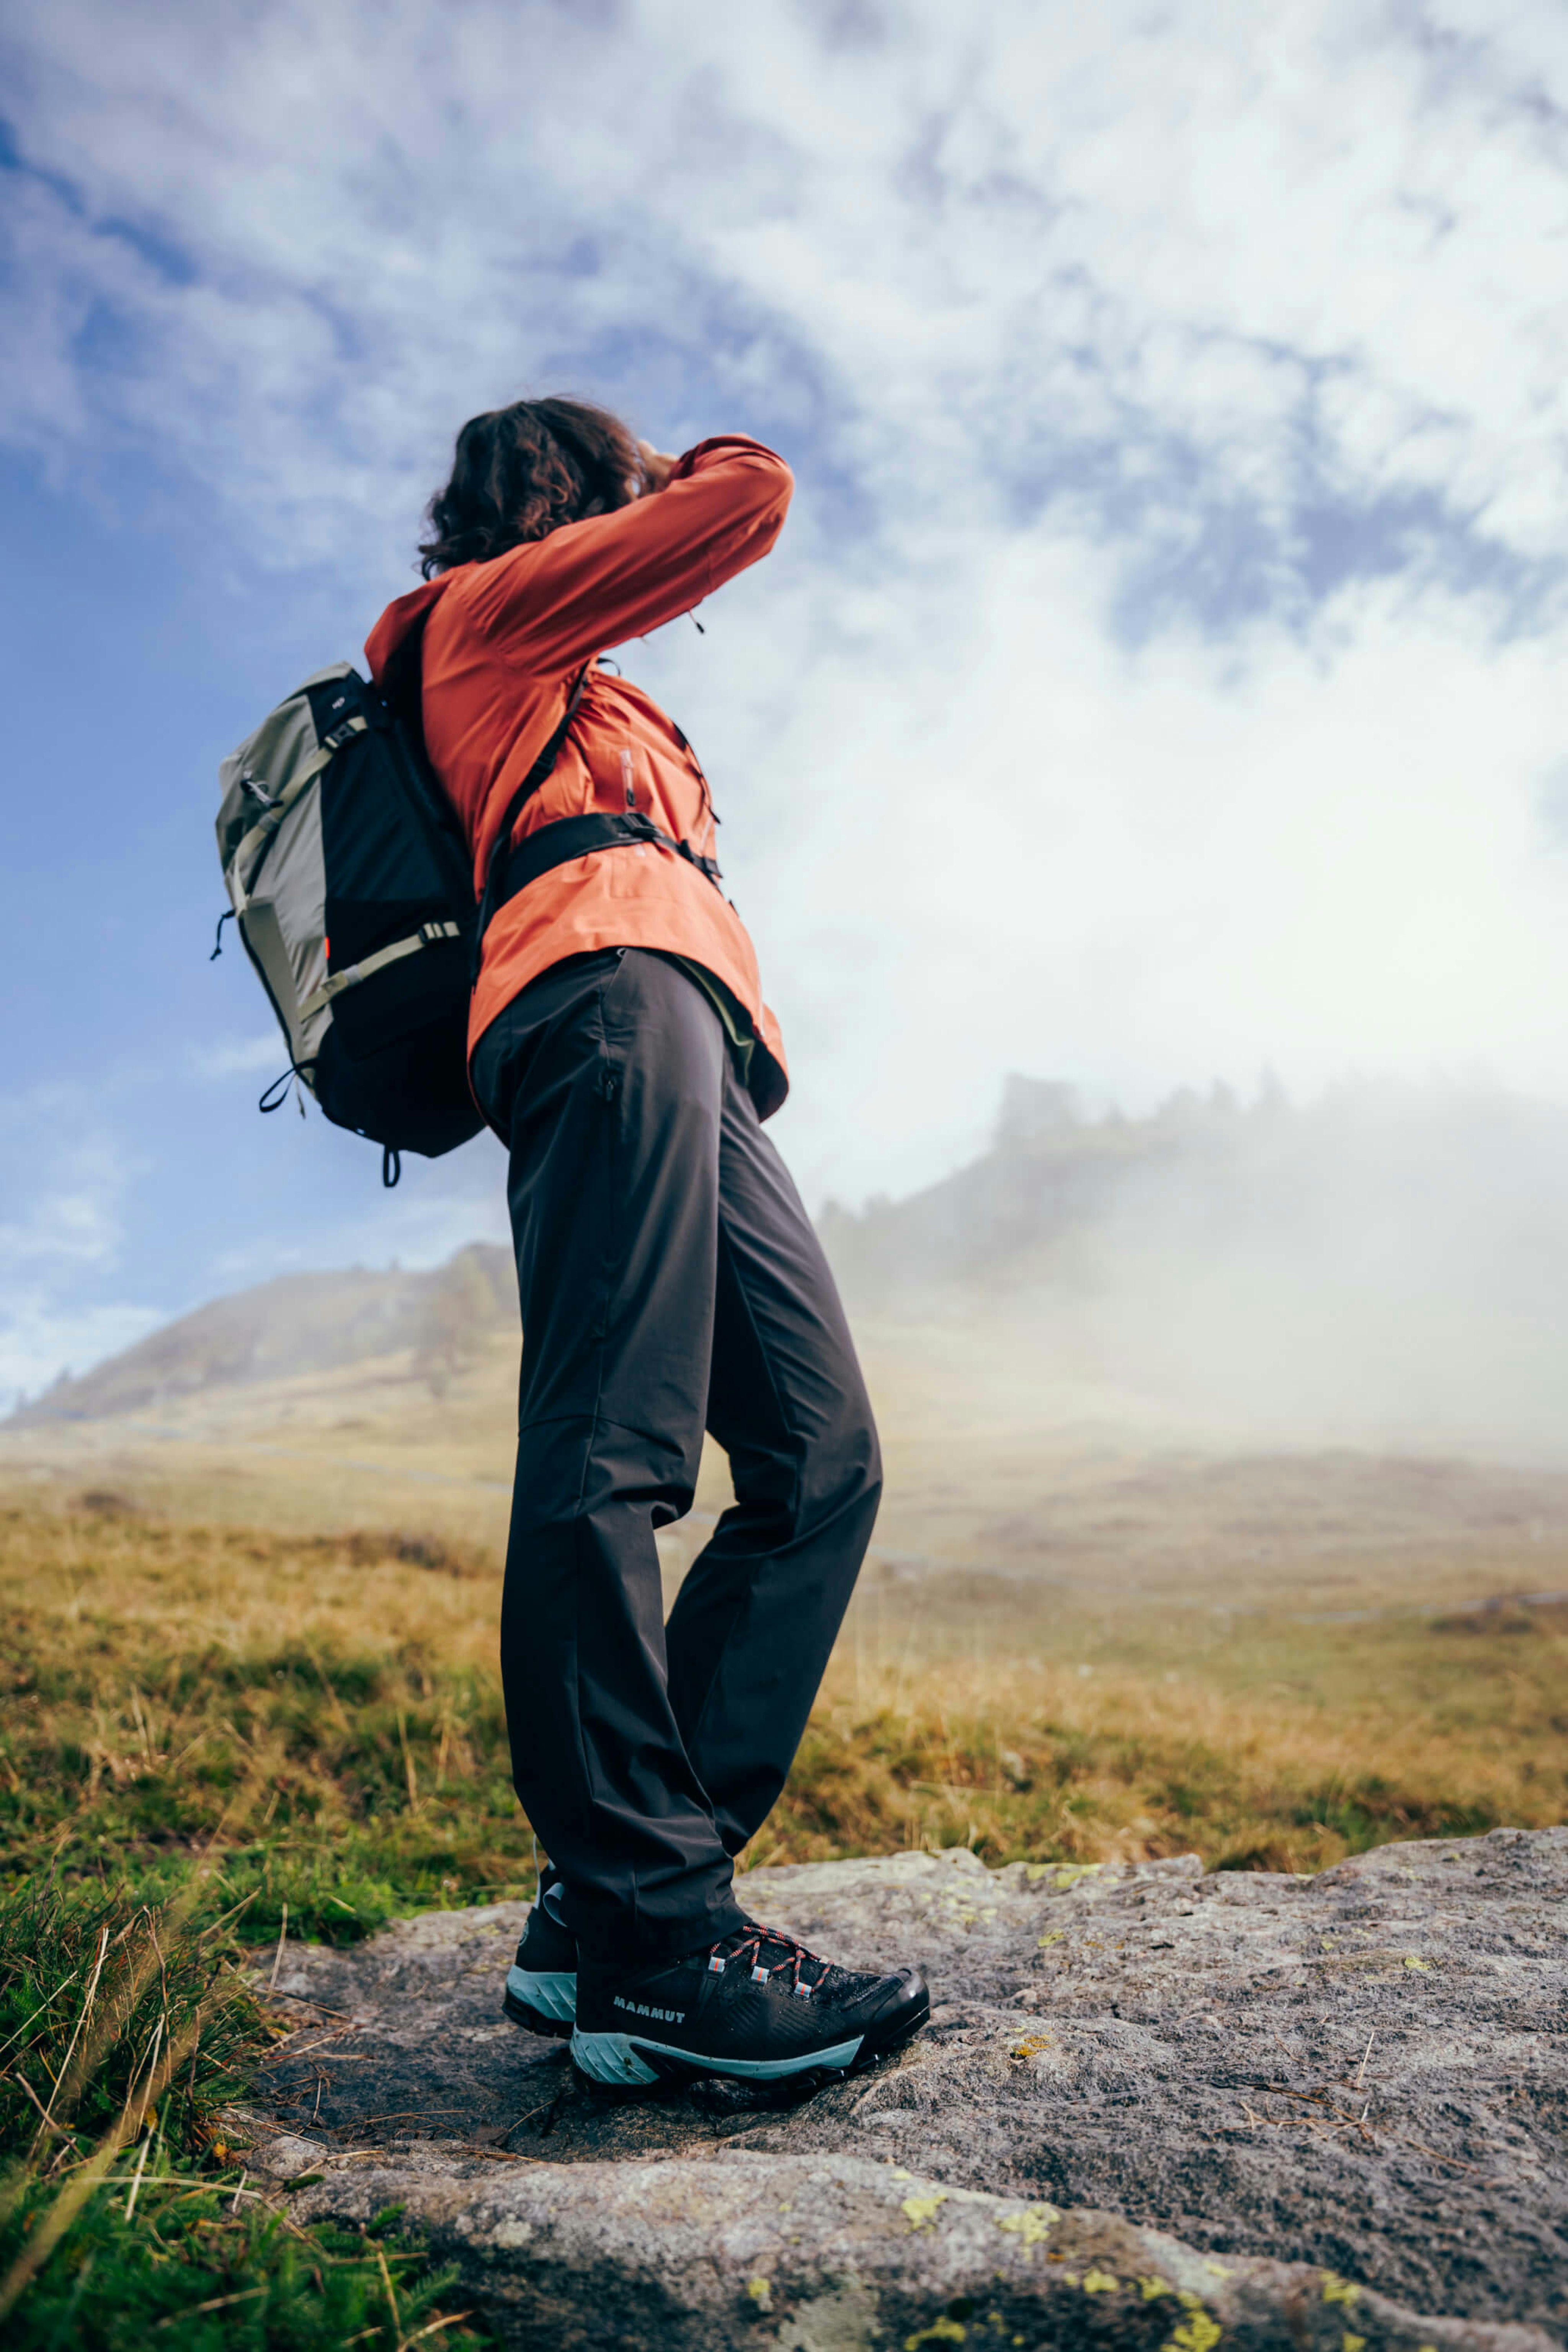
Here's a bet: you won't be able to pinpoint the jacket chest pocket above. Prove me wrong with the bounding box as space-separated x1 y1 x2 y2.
577 741 644 815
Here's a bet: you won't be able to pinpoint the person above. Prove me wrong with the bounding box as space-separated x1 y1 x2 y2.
365 397 927 2088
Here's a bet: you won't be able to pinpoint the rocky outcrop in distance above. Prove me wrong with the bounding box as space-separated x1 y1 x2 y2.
816 1076 1568 1307
245 1827 1566 2350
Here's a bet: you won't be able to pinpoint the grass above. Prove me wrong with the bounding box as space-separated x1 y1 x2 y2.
5 1495 1566 1918
3 2167 477 2352
1 1488 1564 2340
762 1567 1568 1872
0 1504 520 2347
1 1504 523 1944
0 1876 493 2349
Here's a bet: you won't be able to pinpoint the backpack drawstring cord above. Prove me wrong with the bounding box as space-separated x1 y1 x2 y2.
258 1063 312 1118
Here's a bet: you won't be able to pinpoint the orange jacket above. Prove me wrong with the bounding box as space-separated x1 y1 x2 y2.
364 435 792 1115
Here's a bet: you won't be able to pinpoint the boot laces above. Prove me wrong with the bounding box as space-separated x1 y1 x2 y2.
709 1924 831 1997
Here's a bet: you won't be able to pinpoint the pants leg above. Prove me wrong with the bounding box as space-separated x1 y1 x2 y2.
470 949 745 1967
665 1054 883 1856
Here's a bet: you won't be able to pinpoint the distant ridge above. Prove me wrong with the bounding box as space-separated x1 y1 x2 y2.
9 1245 516 1426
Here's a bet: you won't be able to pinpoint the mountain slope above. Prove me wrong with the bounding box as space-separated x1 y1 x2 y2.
11 1245 516 1426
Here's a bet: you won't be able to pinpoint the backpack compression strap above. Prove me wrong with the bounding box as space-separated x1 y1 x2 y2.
297 918 463 1024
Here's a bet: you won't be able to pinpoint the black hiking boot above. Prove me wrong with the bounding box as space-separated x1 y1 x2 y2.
503 1873 577 2038
570 1922 929 2089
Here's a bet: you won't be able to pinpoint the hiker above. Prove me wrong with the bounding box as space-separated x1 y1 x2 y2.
364 400 928 2087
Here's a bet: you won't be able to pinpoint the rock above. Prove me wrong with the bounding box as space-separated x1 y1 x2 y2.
243 1828 1568 2349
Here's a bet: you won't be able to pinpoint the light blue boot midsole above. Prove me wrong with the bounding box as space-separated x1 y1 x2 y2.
507 1966 577 2021
570 2027 863 2086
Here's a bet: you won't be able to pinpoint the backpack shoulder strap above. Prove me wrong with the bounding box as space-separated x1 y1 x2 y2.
376 605 436 768
471 664 592 975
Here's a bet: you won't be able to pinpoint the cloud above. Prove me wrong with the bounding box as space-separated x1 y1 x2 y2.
0 1088 161 1401
10 1 1568 600
189 1034 292 1081
714 534 1568 1201
8 0 1568 1229
0 1095 131 1274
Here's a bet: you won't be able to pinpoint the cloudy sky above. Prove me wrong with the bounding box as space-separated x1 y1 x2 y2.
5 0 1568 1399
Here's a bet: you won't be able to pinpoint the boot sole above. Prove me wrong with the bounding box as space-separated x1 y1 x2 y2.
503 1967 576 2040
571 1978 930 2091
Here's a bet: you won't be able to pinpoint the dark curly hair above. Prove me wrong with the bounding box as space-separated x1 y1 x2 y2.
418 396 645 577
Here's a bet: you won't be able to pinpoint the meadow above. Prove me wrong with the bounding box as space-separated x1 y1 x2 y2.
2 1455 1564 2344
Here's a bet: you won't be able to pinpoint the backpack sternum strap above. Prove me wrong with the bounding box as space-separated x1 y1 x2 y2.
298 919 462 1022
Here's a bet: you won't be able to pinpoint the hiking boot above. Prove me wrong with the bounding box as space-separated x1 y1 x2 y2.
570 1922 929 2088
503 1874 577 2038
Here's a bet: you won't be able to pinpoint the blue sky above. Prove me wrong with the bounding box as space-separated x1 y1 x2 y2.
6 0 1568 1401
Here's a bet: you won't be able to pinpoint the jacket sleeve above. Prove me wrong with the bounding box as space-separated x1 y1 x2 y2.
462 435 792 673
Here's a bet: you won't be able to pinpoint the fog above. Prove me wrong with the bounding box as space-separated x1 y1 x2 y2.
822 1077 1568 1466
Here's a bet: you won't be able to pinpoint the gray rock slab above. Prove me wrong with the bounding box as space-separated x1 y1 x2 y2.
244 1827 1568 2347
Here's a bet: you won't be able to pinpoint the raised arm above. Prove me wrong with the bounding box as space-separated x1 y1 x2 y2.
463 435 792 674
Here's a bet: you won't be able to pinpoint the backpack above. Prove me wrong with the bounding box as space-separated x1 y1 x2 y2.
213 647 584 1184
215 648 716 1185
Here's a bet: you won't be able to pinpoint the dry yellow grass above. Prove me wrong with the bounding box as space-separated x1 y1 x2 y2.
3 1490 1563 1936
759 1636 1568 1874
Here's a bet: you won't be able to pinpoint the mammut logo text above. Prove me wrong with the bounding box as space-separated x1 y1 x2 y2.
612 1997 685 2022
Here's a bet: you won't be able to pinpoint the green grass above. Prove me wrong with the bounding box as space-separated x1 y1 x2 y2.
0 1879 257 2154
8 1623 522 1944
3 2175 473 2352
0 1504 532 1945
0 1877 492 2346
